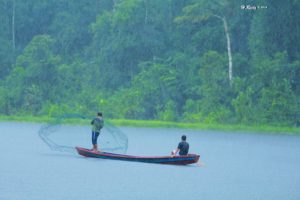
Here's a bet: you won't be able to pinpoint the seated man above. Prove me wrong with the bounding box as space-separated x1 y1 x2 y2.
172 135 189 156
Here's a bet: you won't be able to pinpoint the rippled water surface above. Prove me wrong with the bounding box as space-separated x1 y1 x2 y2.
0 122 299 200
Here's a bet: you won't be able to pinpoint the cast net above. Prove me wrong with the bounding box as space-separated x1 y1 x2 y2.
38 114 128 154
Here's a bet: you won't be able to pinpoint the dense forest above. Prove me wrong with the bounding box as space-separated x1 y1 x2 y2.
0 0 299 126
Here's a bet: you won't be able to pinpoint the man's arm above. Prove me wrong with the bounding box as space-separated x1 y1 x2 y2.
174 148 180 155
99 119 104 129
171 147 180 156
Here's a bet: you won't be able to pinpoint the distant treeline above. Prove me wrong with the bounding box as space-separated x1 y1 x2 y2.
0 0 299 126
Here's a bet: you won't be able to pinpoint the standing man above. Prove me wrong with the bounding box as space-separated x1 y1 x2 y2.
172 135 189 156
91 112 104 152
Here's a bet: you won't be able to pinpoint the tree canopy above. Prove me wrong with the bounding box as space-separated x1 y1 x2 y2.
0 0 299 126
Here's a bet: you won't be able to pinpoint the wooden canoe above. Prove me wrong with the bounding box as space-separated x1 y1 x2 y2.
76 147 200 165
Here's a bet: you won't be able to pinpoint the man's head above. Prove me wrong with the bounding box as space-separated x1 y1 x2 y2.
181 135 187 141
97 112 102 117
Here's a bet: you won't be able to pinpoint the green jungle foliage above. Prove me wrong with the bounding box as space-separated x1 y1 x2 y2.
0 0 299 127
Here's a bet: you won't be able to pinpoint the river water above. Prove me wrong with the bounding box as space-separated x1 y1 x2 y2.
0 122 299 200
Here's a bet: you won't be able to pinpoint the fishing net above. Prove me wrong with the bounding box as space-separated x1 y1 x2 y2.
38 114 128 154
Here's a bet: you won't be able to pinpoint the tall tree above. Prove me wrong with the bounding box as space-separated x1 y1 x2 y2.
11 0 15 65
12 35 61 113
0 0 13 77
175 0 234 85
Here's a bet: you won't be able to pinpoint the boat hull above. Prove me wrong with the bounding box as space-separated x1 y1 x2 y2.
76 147 200 165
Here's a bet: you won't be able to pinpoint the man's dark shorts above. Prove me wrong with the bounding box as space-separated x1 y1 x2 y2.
92 131 100 145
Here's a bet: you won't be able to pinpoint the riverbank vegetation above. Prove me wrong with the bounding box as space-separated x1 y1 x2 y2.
1 115 299 134
0 1 299 131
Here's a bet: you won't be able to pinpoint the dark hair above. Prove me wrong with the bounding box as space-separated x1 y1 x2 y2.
181 135 187 141
97 112 102 117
